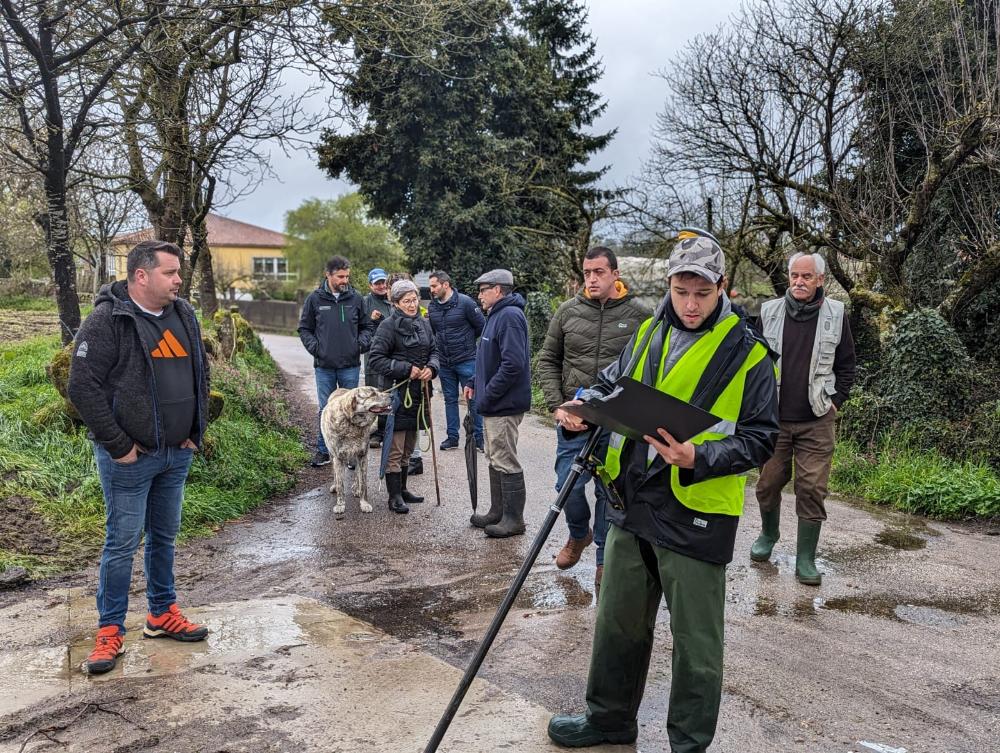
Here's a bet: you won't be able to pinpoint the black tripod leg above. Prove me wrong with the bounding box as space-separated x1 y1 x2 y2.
423 428 606 753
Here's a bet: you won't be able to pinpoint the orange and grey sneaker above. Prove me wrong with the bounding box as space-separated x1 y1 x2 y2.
85 625 125 675
143 604 208 642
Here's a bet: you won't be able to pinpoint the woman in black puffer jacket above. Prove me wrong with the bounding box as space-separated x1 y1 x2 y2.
368 280 439 514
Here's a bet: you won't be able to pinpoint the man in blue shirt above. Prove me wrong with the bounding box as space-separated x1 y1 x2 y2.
427 270 486 452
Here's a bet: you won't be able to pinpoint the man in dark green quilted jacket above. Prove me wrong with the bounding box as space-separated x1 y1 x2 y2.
536 247 650 591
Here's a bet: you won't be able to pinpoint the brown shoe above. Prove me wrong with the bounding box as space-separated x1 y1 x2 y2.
555 529 593 570
595 564 604 600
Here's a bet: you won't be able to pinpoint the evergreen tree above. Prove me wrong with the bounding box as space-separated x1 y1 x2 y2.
317 0 612 293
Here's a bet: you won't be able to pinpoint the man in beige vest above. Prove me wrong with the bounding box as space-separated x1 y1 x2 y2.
751 252 856 585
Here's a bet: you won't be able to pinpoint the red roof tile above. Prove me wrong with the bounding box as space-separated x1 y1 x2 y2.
113 213 286 249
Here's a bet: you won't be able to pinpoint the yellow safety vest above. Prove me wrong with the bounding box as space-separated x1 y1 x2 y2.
599 313 769 517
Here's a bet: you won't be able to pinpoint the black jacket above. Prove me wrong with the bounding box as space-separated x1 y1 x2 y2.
298 282 376 369
368 309 440 432
597 311 779 564
362 291 393 385
427 290 486 367
68 281 209 459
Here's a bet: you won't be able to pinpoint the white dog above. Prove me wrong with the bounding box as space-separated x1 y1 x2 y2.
319 386 393 514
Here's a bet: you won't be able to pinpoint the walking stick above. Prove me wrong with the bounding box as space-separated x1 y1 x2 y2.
422 286 677 753
423 380 442 506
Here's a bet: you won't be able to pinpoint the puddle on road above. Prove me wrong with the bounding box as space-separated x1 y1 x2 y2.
333 568 596 643
0 597 375 718
874 527 927 550
820 589 999 625
748 586 999 626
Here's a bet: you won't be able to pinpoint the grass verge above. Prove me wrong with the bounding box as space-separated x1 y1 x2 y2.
831 439 1000 520
0 331 307 577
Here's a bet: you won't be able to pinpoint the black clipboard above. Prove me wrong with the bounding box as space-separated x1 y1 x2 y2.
562 377 722 443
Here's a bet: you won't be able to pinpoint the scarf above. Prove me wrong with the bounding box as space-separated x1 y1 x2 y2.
784 287 825 322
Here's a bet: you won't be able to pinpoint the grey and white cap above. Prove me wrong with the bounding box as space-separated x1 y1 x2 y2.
666 236 726 283
473 268 515 287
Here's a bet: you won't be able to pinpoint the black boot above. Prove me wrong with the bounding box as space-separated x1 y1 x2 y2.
485 471 526 538
400 468 424 504
385 472 409 514
471 466 504 528
407 456 424 475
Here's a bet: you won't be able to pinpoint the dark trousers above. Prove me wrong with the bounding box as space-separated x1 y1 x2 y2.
755 410 836 521
586 525 726 753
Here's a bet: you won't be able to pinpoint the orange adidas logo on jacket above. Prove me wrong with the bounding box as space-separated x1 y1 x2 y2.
150 330 189 358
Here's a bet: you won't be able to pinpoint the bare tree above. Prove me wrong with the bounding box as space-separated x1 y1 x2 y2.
648 0 1000 315
0 0 159 342
116 1 329 313
68 166 143 297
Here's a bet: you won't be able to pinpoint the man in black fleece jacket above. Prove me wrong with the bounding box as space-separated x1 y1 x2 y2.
68 240 210 676
298 255 377 466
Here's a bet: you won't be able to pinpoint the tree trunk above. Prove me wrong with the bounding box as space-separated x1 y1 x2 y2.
43 135 81 344
194 220 218 317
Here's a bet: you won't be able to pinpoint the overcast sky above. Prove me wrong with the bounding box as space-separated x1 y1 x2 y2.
225 0 741 233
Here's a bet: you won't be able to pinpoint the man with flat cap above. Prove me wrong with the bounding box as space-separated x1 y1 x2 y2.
547 234 779 753
464 269 531 538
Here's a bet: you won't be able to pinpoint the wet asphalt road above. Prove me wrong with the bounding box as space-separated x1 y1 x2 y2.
2 334 997 753
249 334 1000 753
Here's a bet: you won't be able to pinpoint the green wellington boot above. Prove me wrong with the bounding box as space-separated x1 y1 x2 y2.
750 508 781 562
795 519 823 585
547 714 638 748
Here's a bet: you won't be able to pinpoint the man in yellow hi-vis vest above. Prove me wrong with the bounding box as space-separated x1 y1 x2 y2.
548 233 779 753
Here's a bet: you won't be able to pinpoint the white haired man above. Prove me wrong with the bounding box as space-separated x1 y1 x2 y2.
750 252 856 585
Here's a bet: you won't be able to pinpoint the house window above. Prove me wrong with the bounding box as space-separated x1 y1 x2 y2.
252 256 294 280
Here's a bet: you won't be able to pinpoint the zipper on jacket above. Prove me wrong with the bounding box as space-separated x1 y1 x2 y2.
114 307 161 452
340 304 345 322
593 301 606 381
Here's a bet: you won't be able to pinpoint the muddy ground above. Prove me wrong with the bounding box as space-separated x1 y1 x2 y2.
0 309 62 345
1 334 998 753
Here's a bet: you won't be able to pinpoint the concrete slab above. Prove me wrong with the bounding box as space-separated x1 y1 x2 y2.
0 596 630 752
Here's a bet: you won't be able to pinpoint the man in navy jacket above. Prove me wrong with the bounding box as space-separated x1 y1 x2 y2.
428 271 486 452
464 269 531 538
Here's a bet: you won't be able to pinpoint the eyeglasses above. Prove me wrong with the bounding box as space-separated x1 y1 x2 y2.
478 284 498 293
397 296 419 305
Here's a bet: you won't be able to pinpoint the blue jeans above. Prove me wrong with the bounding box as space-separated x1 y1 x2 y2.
94 444 194 631
554 426 610 565
438 359 483 442
315 366 360 453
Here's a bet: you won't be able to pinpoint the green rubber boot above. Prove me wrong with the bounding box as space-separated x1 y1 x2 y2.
750 508 781 562
795 519 822 585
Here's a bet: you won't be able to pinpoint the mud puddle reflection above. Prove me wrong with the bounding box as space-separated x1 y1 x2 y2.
0 597 366 717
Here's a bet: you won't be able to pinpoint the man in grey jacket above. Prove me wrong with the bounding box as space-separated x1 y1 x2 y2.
69 240 210 676
750 252 856 585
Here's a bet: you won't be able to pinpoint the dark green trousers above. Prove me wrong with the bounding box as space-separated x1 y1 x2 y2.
585 525 726 753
